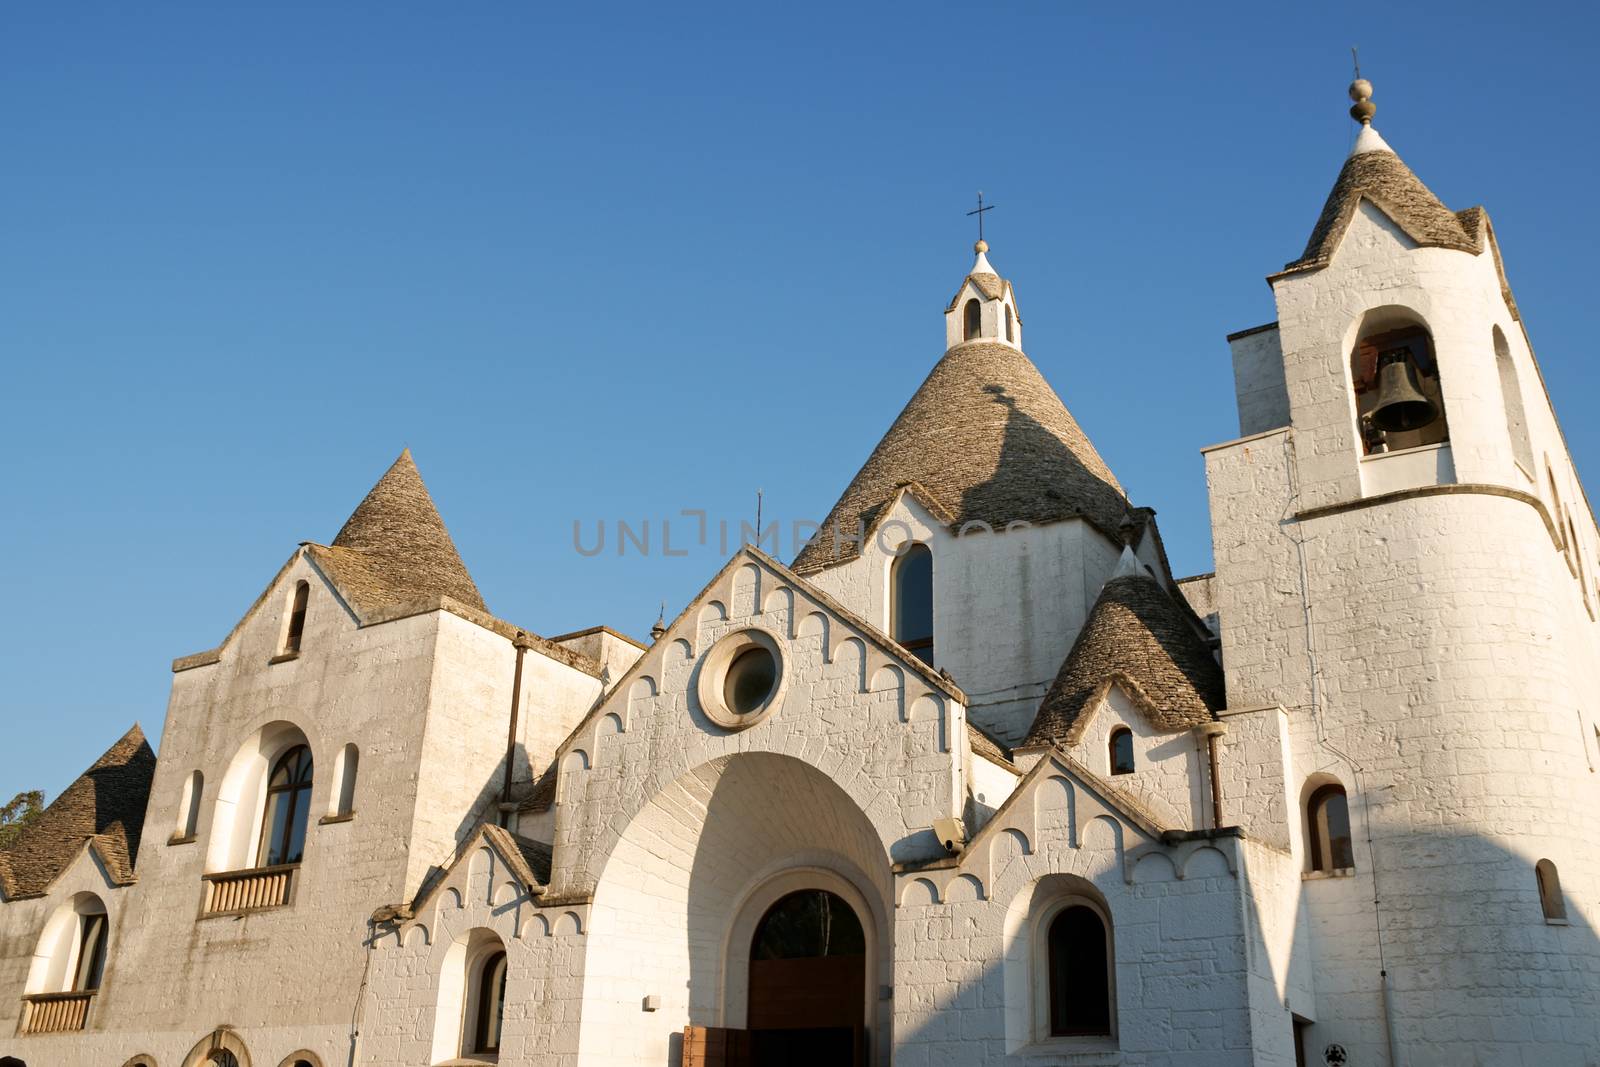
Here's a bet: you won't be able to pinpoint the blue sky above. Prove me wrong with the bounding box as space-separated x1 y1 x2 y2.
3 3 1596 800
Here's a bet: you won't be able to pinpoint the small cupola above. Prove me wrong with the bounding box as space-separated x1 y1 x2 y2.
945 239 1022 351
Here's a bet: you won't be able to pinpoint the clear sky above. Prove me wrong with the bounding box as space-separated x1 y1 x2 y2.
3 2 1596 801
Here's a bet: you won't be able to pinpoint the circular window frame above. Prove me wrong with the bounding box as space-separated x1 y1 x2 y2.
697 627 788 731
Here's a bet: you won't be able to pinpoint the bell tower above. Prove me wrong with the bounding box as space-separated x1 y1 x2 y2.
1205 73 1600 1064
944 239 1022 351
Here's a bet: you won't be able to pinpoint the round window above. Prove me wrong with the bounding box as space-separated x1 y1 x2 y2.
724 646 777 715
697 628 787 730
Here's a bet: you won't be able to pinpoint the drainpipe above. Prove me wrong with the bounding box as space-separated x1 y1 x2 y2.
1195 722 1227 829
500 632 532 826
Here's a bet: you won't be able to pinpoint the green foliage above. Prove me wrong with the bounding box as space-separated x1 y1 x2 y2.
0 789 44 849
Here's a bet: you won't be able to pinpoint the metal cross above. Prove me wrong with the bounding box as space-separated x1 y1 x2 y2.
967 191 995 243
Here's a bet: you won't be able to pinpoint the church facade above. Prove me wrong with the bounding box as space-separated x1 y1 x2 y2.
3 80 1597 1067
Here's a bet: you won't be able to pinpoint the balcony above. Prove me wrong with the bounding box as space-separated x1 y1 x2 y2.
20 990 95 1033
201 863 298 917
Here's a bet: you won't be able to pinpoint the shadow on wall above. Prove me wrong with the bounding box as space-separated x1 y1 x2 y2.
889 828 1599 1067
1262 826 1600 1067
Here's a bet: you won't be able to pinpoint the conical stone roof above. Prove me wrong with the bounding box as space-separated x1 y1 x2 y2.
792 340 1127 574
308 449 487 617
1281 131 1479 275
0 724 156 898
1022 573 1223 749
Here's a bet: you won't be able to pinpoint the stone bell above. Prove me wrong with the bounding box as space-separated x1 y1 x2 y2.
1369 346 1439 433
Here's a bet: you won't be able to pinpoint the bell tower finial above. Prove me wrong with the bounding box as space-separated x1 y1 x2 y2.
1348 49 1375 126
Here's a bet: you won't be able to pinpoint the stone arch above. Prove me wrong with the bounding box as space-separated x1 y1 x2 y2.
1002 873 1119 1050
430 926 507 1064
830 636 867 691
1181 845 1232 880
207 719 315 873
732 563 762 618
1130 851 1178 883
1493 325 1534 475
698 600 729 627
578 752 895 1067
1081 815 1123 857
403 923 430 950
901 877 940 906
1345 304 1449 455
25 890 108 996
946 872 986 902
180 1029 252 1067
277 1053 323 1067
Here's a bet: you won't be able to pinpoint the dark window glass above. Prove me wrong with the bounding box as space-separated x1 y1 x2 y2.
963 299 981 341
1048 905 1111 1036
1308 784 1354 872
724 646 777 715
474 949 507 1052
285 581 309 653
257 744 313 867
751 890 865 960
72 912 107 991
210 1053 239 1067
1109 728 1134 776
892 544 934 666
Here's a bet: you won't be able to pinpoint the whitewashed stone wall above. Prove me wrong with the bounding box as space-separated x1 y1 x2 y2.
806 494 1162 747
1206 194 1600 1063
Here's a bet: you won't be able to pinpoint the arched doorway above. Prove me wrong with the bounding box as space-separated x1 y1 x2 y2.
747 889 866 1066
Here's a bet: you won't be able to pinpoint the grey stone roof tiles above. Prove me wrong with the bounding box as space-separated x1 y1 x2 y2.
0 724 155 899
1281 147 1479 275
1023 574 1223 748
318 449 486 618
793 340 1127 573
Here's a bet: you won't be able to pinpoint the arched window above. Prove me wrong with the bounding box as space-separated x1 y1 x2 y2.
1047 904 1112 1037
1306 783 1354 872
257 744 313 867
471 949 508 1054
175 769 203 841
1005 304 1015 343
26 892 109 998
891 543 934 666
283 581 309 654
331 743 359 818
1493 327 1534 476
1536 859 1566 922
963 298 981 341
1351 315 1448 455
1108 728 1134 776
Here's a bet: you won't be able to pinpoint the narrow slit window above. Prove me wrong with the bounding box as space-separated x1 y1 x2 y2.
891 543 934 666
1536 859 1566 922
963 298 981 341
284 581 310 654
177 769 203 840
333 743 359 817
1109 728 1134 776
1307 783 1354 872
1005 304 1015 343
